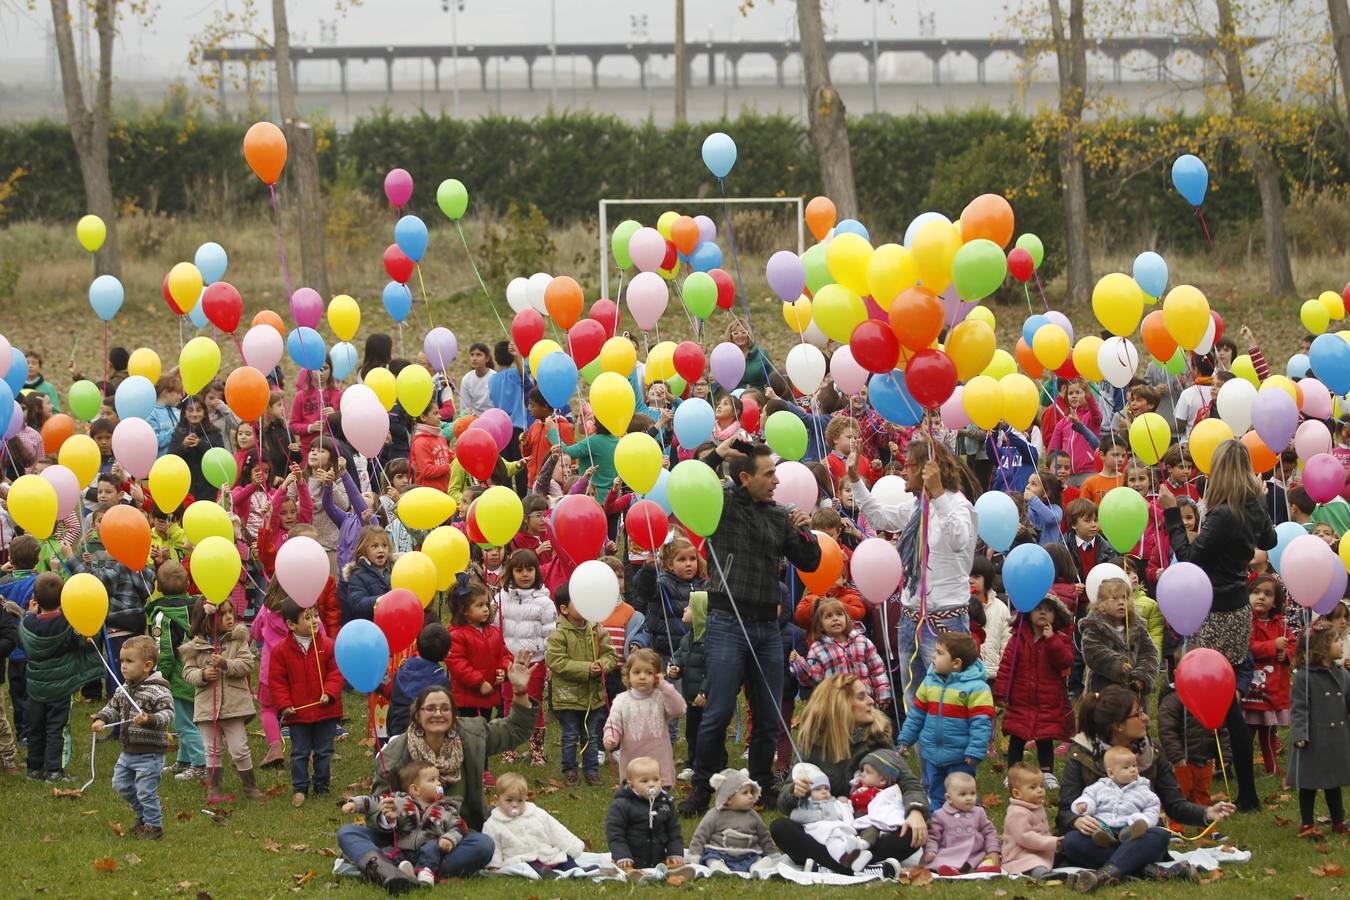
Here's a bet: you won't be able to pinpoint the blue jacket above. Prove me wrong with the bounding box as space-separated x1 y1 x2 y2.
897 659 995 767
341 558 392 623
986 425 1038 492
0 571 38 662
386 656 451 737
487 367 529 431
147 403 181 455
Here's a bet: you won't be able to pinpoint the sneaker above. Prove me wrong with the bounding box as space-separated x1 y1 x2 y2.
706 859 731 874
879 858 904 880
1043 770 1060 791
563 770 579 787
584 772 601 787
597 750 606 765
677 767 694 782
848 850 872 873
44 771 72 783
802 860 817 873
397 861 416 878
175 765 206 782
137 826 164 841
26 770 43 781
129 822 148 838
664 864 696 880
1332 822 1350 835
416 867 435 885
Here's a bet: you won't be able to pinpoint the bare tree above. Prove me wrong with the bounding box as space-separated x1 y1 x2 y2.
1329 1 1350 125
797 0 858 217
1047 0 1092 301
674 0 687 125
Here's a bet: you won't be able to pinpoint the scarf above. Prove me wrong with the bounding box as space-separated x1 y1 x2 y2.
407 726 464 785
24 374 44 390
897 498 924 594
714 420 740 442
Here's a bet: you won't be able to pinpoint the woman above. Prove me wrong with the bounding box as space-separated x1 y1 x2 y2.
721 317 771 393
337 652 538 892
1160 438 1276 812
770 674 927 876
1058 686 1234 891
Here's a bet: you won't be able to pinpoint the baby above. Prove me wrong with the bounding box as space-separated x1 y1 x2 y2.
482 772 588 878
850 749 905 847
1000 763 1061 879
342 761 466 885
689 769 776 873
1070 746 1160 847
788 762 868 872
922 772 1001 875
605 756 690 881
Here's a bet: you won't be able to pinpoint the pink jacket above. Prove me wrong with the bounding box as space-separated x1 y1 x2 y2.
289 374 342 459
601 680 687 787
924 802 1000 871
251 605 290 690
1001 798 1057 874
1047 415 1098 475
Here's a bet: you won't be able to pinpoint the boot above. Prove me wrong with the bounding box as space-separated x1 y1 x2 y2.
358 851 421 895
205 767 234 804
239 767 265 801
259 741 286 768
529 728 547 767
1069 864 1120 894
1142 862 1198 882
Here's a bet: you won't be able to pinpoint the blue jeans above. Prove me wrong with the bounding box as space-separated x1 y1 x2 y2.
923 759 977 811
1060 827 1170 876
112 750 165 827
692 611 783 793
289 718 338 794
337 823 494 878
173 697 205 766
556 708 604 776
700 849 759 872
896 610 969 712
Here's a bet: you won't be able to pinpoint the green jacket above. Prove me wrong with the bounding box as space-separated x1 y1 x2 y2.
19 613 103 704
146 593 195 701
671 591 708 703
545 617 617 711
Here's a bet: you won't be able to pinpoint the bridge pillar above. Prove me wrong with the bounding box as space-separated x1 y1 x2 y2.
385 58 394 93
729 54 740 88
975 54 989 85
216 60 226 113
526 56 535 91
1112 55 1122 83
589 55 602 89
431 57 441 92
635 53 647 89
292 59 301 94
479 57 489 91
338 59 348 99
926 52 942 85
773 53 785 87
707 49 715 86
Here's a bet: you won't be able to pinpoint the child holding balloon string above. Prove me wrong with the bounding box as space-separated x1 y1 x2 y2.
446 574 513 783
254 463 312 577
269 598 345 807
1243 573 1294 777
1079 575 1159 700
302 438 348 576
789 597 891 708
252 576 291 769
169 394 227 506
1287 622 1350 837
495 548 555 766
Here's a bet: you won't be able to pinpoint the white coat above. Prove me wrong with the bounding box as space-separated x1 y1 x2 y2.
482 802 585 867
1071 775 1160 829
494 586 556 662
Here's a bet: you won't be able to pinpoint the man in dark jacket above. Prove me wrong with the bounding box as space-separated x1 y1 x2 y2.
0 593 17 772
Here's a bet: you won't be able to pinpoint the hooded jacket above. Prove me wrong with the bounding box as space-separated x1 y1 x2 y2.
342 558 392 622
604 784 683 868
993 599 1075 742
181 624 256 724
670 591 708 704
1079 609 1159 698
494 585 556 661
634 565 702 658
447 621 514 710
483 802 585 868
544 617 616 710
146 593 196 702
896 659 995 766
19 611 104 705
387 657 451 738
93 671 175 755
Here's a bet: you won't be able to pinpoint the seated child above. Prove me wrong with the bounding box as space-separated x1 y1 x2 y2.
604 756 688 879
483 771 588 877
688 768 776 873
343 760 467 886
1070 746 1160 847
387 624 452 738
1000 763 1059 879
849 748 913 862
788 762 867 872
922 771 1001 875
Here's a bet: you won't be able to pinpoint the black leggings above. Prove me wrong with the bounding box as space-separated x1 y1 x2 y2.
1300 788 1345 826
1006 737 1055 771
770 818 920 875
1220 697 1258 809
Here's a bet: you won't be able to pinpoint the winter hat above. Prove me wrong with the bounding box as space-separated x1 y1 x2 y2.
710 768 760 810
861 749 904 785
791 762 830 792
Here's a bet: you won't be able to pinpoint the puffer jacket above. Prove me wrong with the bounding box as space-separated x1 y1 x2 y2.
604 784 683 868
1079 611 1159 697
544 617 616 710
897 659 995 767
19 611 104 705
93 671 175 754
483 802 585 868
993 599 1075 742
447 622 513 710
1070 774 1161 828
1157 687 1231 766
181 624 256 724
634 564 703 658
494 586 556 662
387 657 451 738
342 558 391 622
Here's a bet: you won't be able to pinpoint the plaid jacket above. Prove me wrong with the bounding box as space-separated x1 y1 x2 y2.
790 626 892 702
705 484 821 619
73 549 155 624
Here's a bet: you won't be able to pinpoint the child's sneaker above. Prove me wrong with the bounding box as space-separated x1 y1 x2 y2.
44 771 72 783
1042 770 1060 791
1091 829 1120 848
137 825 164 840
677 767 694 782
706 858 731 874
397 860 416 878
563 770 579 787
1332 822 1350 835
416 867 435 885
175 765 206 782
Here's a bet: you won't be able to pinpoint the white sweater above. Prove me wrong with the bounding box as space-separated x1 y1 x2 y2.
483 803 585 867
856 486 976 613
1071 775 1160 829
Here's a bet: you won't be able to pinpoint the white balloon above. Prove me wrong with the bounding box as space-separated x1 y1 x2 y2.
802 320 830 348
1215 377 1256 435
786 343 826 394
1086 562 1131 606
526 272 553 315
870 474 913 510
241 324 283 373
506 276 530 314
1194 314 1218 355
568 560 619 622
1096 336 1139 389
340 383 379 417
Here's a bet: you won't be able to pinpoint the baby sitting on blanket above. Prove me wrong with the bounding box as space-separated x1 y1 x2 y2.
787 762 870 872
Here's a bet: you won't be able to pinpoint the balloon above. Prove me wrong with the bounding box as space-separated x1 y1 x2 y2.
383 168 413 209
76 214 107 253
766 250 807 302
825 233 873 296
1188 419 1235 474
974 491 1018 552
1092 273 1144 337
243 121 287 184
1251 388 1298 455
848 319 899 375
392 364 431 417
1295 420 1333 462
423 526 470 590
543 276 584 330
454 428 498 482
1175 647 1233 731
392 551 438 607
628 228 665 273
237 325 281 375
709 342 745 388
828 346 867 396
1211 379 1255 438
1096 336 1139 389
394 214 428 263
626 271 668 330
1155 562 1212 637
668 459 724 537
786 343 827 394
1161 284 1210 351
383 244 414 284
670 215 699 256
533 352 576 410
183 501 234 547
959 193 1015 247
902 212 950 248
589 299 619 337
804 196 837 241
274 536 329 608
147 454 190 513
380 280 412 323
286 327 326 371
1301 298 1330 335
52 436 98 493
1310 332 1350 395
334 619 391 693
320 294 359 342
811 283 866 343
850 538 901 607
1032 324 1070 370
1006 247 1034 283
88 274 124 321
201 447 237 490
774 460 819 511
96 504 151 572
689 241 723 272
1132 251 1168 298
395 487 457 531
613 432 662 494
1099 486 1149 551
418 327 457 374
178 336 220 395
60 573 108 639
2 347 25 396
682 271 718 320
1072 336 1104 382
567 319 606 369
905 349 957 409
626 500 670 552
910 219 961 294
1085 563 1130 607
502 276 530 314
336 386 388 458
568 560 621 622
330 342 359 379
165 262 203 314
701 131 737 178
672 341 705 386
111 375 154 422
374 589 423 653
40 414 74 455
476 485 523 546
1128 413 1172 465
1269 521 1307 574
590 371 636 436
1171 154 1208 206
1314 563 1348 615
868 371 923 427
220 366 268 423
184 535 239 606
888 286 944 352
1003 543 1055 613
672 397 714 448
1139 311 1176 364
108 419 154 480
799 531 843 594
961 375 1003 430
1303 453 1345 503
763 410 808 461
951 238 1008 301
527 339 562 377
942 319 995 382
39 464 79 520
551 495 608 564
787 296 816 335
998 373 1039 431
1287 353 1311 380
598 336 638 378
866 243 916 304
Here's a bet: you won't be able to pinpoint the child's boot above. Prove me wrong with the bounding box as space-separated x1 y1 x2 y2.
529 728 547 766
239 767 265 801
260 741 285 768
205 767 233 804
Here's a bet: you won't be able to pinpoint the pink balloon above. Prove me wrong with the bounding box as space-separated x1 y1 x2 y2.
384 168 413 208
40 464 81 519
628 227 667 273
1280 534 1338 609
112 418 157 479
340 388 390 458
242 324 284 373
830 345 868 395
773 460 818 511
1294 419 1332 462
1302 453 1344 503
276 535 329 608
709 342 745 389
290 287 324 329
852 537 902 607
626 271 669 331
940 385 971 430
474 408 513 452
1300 377 1333 420
0 334 10 378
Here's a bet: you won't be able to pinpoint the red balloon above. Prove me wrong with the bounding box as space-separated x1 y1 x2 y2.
710 269 736 310
904 349 958 409
850 319 901 374
1055 357 1079 379
1007 247 1035 283
568 319 606 368
1175 647 1235 730
1209 311 1224 348
512 308 545 357
739 396 761 432
201 282 243 333
625 500 669 552
661 240 678 271
1343 280 1350 310
161 274 184 316
455 428 498 481
550 495 607 563
383 244 414 284
373 589 423 653
589 299 619 338
465 501 488 546
673 341 705 384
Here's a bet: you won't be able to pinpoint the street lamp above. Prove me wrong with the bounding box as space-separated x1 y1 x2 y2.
441 0 464 118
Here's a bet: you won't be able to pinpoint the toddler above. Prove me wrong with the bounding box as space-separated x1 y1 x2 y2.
483 771 588 876
668 592 708 781
689 768 775 873
1070 746 1160 847
545 584 617 786
1079 576 1158 698
343 760 466 886
495 548 554 765
250 578 291 768
603 648 687 787
1243 573 1294 776
446 575 512 720
789 598 891 706
181 600 262 803
635 537 704 664
605 756 688 878
269 599 345 806
387 624 452 738
1288 624 1349 838
145 562 207 781
787 762 867 871
341 525 393 622
1000 763 1059 879
1158 653 1232 831
993 594 1074 787
922 771 1001 875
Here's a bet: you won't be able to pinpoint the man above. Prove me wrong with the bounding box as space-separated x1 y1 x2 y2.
678 445 820 816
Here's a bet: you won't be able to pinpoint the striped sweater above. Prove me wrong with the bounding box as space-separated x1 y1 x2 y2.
897 659 994 766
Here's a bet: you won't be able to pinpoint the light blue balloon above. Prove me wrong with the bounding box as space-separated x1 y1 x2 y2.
1270 521 1308 574
88 274 124 322
1309 332 1350 395
187 299 209 330
4 348 27 395
537 352 579 409
287 326 327 371
1021 314 1050 347
673 397 715 448
114 375 156 421
834 219 870 242
701 131 737 179
1171 154 1208 207
194 242 228 285
1287 353 1311 380
331 341 358 381
903 211 952 248
689 241 723 272
382 281 412 323
0 381 13 437
394 214 428 263
333 619 390 693
1132 251 1168 298
640 468 673 515
974 491 1019 553
1003 543 1056 613
867 370 922 427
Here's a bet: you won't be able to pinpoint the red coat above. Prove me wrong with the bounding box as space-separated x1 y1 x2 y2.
446 623 514 711
993 615 1076 742
410 428 452 492
315 576 341 638
1242 612 1294 713
268 633 345 723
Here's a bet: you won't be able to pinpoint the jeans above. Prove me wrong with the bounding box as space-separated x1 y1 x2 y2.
700 849 759 872
896 611 968 711
404 841 445 873
289 718 338 793
337 823 495 878
112 751 165 827
924 759 977 811
1060 827 1170 876
26 696 70 774
692 612 783 793
173 697 205 766
556 708 604 776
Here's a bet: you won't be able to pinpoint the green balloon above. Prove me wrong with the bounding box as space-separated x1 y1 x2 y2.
68 380 102 421
683 271 717 319
202 446 238 490
436 178 468 221
1163 348 1185 375
611 220 641 270
1015 233 1044 269
580 358 602 384
665 374 687 397
802 243 831 294
764 410 808 461
951 238 1008 301
1098 486 1148 551
668 459 724 537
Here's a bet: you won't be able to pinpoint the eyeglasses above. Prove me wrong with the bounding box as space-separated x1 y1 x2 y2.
1127 708 1147 720
420 705 454 714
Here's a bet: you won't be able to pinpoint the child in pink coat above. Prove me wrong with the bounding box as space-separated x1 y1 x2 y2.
921 771 1001 876
250 578 291 769
1001 763 1060 878
601 649 686 788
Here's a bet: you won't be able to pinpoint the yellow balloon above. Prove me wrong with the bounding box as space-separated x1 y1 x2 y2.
1301 298 1330 336
61 573 108 637
811 283 866 343
127 347 162 384
1162 284 1211 350
148 454 190 512
1128 412 1172 465
980 348 1017 381
999 373 1039 431
76 214 106 253
183 500 234 546
397 487 458 530
945 319 996 381
962 375 1004 429
1073 336 1105 382
589 371 636 435
392 551 438 607
192 535 242 604
646 341 677 381
179 335 221 395
395 364 434 417
1189 419 1235 474
911 219 961 294
1231 354 1259 388
1319 289 1345 321
658 259 682 282
364 367 397 411
656 210 679 240
966 305 996 330
782 296 813 334
1092 273 1144 337
423 525 470 592
1260 374 1300 406
866 243 918 305
476 485 523 547
599 336 638 376
167 262 204 313
327 294 361 341
614 432 663 493
825 232 874 296
1340 330 1350 347
8 474 57 539
1341 530 1350 573
58 434 101 488
528 339 563 376
1031 323 1070 370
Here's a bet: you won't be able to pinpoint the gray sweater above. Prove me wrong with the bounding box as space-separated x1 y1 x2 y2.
688 807 774 858
94 671 175 755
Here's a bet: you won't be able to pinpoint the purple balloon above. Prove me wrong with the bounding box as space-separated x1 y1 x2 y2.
1282 534 1338 609
709 341 746 389
1313 562 1347 615
1044 310 1074 343
1302 453 1345 504
765 250 806 303
3 400 21 439
939 284 977 327
290 287 324 329
1251 389 1298 455
475 407 513 452
1156 562 1212 637
423 326 458 373
694 215 716 244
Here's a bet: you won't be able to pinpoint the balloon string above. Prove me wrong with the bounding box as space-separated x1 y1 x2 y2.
414 263 438 332
267 184 294 301
1031 269 1050 312
1022 283 1034 316
102 322 109 401
716 177 756 341
1212 726 1232 800
453 222 511 343
1194 208 1244 322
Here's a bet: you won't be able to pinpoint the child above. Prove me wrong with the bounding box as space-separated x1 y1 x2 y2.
921 771 1001 875
304 439 349 575
410 402 453 492
1024 471 1064 546
993 594 1074 789
459 342 496 417
550 413 619 504
250 578 291 768
1000 763 1059 879
269 599 345 806
635 536 704 665
495 548 555 765
1158 651 1232 831
341 525 393 624
688 768 775 873
1062 499 1114 588
789 598 891 706
387 624 452 739
897 633 994 810
668 592 707 782
446 575 513 721
1080 575 1159 698
849 748 918 861
970 556 1011 678
603 648 687 787
786 762 866 871
254 465 312 577
343 760 467 886
148 374 183 453
1244 573 1295 776
181 599 262 803
605 756 687 877
1069 746 1160 847
169 395 227 503
483 771 588 876
1288 623 1350 837
1122 556 1165 652
522 390 574 488
145 562 208 781
1079 433 1129 505
1162 445 1200 503
824 417 856 492
1044 450 1078 513
544 584 617 786
91 635 175 839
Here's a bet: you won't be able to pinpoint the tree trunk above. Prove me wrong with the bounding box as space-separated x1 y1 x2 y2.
271 0 328 299
1327 2 1350 140
50 0 119 278
674 0 687 125
1048 0 1091 302
797 0 858 218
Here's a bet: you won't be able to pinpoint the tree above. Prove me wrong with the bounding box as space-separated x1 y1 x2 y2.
1047 0 1092 302
796 0 858 217
1328 1 1350 129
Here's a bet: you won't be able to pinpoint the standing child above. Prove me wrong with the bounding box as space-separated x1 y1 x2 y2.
169 395 227 503
446 575 513 782
1244 573 1294 776
1000 763 1060 879
341 526 394 623
668 592 707 782
410 402 453 492
993 595 1074 789
545 584 618 786
483 771 588 875
921 771 1001 875
269 600 345 806
1025 471 1064 545
251 578 291 768
1079 434 1129 506
1287 623 1350 838
181 600 262 803
459 342 496 416
602 648 687 788
145 562 208 781
789 598 891 706
688 768 775 873
1042 378 1102 484
495 548 555 765
1079 576 1159 699
635 537 704 667
304 439 349 576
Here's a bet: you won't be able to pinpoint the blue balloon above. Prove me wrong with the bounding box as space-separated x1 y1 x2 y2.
1003 543 1056 613
187 300 209 330
834 219 871 242
673 397 715 448
194 242 228 285
334 619 390 693
1171 154 1208 207
287 326 327 371
640 468 673 515
114 375 156 421
331 341 358 381
867 370 922 427
974 491 1019 553
88 274 124 322
1021 314 1050 347
1309 332 1350 395
1287 353 1311 380
382 281 412 323
701 131 737 179
4 348 27 396
0 381 13 437
536 352 579 409
1269 521 1308 574
903 211 951 248
394 214 428 263
1132 251 1168 298
689 241 723 272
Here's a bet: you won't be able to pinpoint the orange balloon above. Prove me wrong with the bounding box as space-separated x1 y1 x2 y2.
243 121 287 186
41 414 75 455
1241 430 1277 474
799 532 843 594
225 366 270 421
959 193 1015 248
100 504 152 570
805 196 837 241
889 286 944 351
1141 310 1178 363
1014 338 1044 379
670 216 699 256
252 309 285 336
543 276 584 330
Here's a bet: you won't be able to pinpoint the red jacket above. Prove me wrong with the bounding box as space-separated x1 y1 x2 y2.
268 633 345 723
316 576 341 638
410 426 453 492
446 623 513 710
1242 612 1294 713
523 418 573 486
993 614 1076 742
795 588 867 632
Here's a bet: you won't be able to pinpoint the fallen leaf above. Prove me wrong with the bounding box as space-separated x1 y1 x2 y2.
317 848 337 857
93 857 118 873
1317 843 1333 854
1273 815 1292 826
40 835 54 844
897 866 933 886
1311 862 1346 878
1264 868 1278 877
174 881 195 891
265 783 287 797
1198 868 1223 884
109 821 124 837
665 874 686 887
358 736 375 748
177 810 194 821
981 792 1004 808
292 870 317 886
994 891 1008 897
52 787 83 798
263 838 281 853
124 853 142 866
80 809 97 817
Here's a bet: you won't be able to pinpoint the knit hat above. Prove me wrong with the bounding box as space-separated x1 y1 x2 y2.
709 768 760 810
791 762 830 792
861 749 903 785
